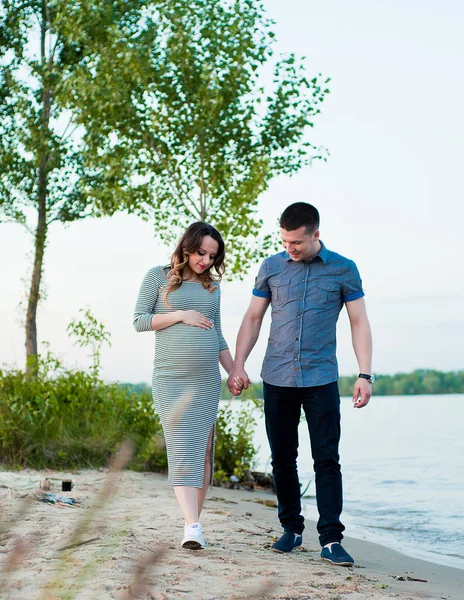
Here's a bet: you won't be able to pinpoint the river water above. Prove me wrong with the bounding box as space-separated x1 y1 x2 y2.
221 394 464 569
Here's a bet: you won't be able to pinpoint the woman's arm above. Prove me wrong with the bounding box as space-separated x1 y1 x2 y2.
133 267 162 332
219 348 234 374
214 287 233 373
151 310 213 331
133 267 213 332
150 311 184 331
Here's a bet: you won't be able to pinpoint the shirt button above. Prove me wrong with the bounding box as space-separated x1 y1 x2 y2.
302 279 305 282
299 297 303 300
294 358 298 361
296 337 299 341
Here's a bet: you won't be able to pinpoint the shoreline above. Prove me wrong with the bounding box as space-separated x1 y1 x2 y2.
301 500 464 572
239 394 464 580
1 468 463 599
248 483 464 599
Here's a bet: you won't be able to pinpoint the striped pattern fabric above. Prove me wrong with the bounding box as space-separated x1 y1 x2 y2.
133 266 228 488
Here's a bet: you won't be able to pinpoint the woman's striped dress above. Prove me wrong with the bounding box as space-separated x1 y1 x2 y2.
133 266 228 488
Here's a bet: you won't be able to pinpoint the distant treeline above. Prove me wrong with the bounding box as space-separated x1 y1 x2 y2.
337 370 463 396
218 370 464 399
121 370 464 399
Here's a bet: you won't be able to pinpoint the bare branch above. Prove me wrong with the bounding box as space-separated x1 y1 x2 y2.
146 136 201 219
59 122 79 145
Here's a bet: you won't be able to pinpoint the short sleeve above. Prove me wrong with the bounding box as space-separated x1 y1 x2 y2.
342 261 365 303
133 266 165 332
252 260 271 299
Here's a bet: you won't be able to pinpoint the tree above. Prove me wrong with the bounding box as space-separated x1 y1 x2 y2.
0 0 153 374
1 0 329 373
72 0 330 273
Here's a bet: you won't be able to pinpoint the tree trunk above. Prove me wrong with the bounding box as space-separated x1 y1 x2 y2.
25 1 50 377
25 201 47 376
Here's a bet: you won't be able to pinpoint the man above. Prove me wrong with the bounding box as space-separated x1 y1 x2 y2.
228 202 373 566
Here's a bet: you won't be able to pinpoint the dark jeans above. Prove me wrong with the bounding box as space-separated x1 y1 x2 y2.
263 380 345 546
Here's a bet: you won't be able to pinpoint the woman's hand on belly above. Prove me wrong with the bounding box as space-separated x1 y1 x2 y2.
180 310 214 329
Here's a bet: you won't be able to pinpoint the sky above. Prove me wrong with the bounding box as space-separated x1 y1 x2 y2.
1 0 463 384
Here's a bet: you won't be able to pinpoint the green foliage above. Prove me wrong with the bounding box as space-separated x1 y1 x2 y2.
1 0 329 369
73 0 330 275
0 354 167 471
0 304 259 477
0 0 157 367
0 357 258 479
214 401 257 482
67 308 112 379
120 383 259 481
338 370 464 396
0 0 154 228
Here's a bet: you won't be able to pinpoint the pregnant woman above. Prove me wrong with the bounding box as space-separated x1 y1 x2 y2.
133 222 235 550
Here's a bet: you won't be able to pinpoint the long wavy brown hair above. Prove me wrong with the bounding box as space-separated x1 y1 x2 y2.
163 222 226 306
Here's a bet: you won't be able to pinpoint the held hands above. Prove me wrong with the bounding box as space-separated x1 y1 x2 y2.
352 377 372 408
181 310 213 330
227 366 251 397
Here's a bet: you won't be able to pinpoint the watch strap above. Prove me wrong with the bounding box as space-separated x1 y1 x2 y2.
358 373 374 383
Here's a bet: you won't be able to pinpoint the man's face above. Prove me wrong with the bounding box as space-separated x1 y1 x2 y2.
280 226 320 262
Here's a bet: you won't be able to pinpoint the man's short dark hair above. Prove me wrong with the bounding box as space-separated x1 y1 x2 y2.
279 202 320 234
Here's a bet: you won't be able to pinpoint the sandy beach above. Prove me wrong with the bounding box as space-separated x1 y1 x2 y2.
0 469 463 600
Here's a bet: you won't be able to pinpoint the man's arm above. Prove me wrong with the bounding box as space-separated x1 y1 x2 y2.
346 297 373 408
227 296 270 396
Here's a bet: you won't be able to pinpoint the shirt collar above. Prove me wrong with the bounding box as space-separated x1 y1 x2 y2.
285 240 328 263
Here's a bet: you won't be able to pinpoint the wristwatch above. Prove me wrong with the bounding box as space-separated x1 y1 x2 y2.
358 373 375 384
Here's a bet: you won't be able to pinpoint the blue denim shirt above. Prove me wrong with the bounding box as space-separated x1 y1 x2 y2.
253 242 364 387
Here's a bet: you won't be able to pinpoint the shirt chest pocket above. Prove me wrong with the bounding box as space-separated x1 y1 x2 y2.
269 276 292 306
312 280 342 308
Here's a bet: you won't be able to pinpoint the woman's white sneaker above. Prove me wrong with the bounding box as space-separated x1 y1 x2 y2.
181 522 206 550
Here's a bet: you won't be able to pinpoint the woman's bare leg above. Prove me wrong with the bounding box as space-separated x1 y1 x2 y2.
173 486 199 525
198 427 214 518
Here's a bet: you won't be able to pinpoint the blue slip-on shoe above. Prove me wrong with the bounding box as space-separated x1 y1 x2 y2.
321 543 354 566
271 531 302 553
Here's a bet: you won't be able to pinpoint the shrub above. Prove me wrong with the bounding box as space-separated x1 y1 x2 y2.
214 401 257 482
1 310 258 479
0 354 166 471
0 356 257 481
